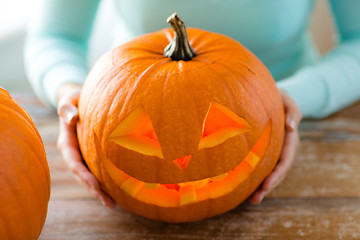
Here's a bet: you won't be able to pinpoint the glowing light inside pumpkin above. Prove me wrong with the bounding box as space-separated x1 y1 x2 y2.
100 120 271 207
108 107 163 158
173 155 192 170
199 102 251 149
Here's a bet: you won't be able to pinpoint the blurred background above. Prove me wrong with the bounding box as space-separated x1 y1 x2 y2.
0 0 336 94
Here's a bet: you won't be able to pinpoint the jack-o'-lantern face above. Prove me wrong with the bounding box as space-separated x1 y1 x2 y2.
94 101 272 207
77 14 285 222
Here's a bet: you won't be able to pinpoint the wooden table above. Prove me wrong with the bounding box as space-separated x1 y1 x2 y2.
12 92 360 240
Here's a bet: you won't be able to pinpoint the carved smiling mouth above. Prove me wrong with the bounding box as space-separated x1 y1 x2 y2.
95 120 271 208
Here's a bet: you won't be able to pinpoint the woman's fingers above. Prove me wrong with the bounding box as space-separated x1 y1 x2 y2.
57 117 116 209
58 103 79 125
57 84 81 125
57 84 116 209
280 90 302 131
73 165 116 209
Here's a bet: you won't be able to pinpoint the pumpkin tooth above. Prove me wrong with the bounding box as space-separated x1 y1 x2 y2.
164 184 180 191
156 186 181 207
121 178 144 196
195 178 211 188
179 178 210 188
209 179 234 199
228 167 249 186
136 186 180 207
210 173 228 182
179 186 197 206
145 183 160 189
101 156 130 187
196 186 211 202
246 152 261 169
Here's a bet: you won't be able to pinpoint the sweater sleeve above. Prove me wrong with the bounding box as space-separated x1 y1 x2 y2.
277 0 360 118
24 0 100 107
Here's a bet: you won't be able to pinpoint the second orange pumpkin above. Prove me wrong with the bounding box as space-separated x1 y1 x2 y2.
0 87 50 239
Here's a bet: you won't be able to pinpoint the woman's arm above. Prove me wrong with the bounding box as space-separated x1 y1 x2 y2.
24 0 100 107
24 0 115 208
277 0 360 118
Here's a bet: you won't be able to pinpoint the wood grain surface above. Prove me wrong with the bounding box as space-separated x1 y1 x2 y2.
11 92 360 240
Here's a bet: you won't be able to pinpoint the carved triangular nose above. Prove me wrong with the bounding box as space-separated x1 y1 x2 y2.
172 155 192 170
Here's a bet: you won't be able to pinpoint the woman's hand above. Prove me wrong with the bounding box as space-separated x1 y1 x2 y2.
57 83 115 209
249 89 302 204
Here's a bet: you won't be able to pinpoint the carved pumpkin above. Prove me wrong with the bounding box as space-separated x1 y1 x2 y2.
77 13 285 222
0 88 50 239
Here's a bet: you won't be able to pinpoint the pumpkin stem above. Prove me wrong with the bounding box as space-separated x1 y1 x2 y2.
164 13 196 61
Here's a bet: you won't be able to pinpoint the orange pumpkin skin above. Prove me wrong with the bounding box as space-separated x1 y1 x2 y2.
0 88 50 239
78 26 285 222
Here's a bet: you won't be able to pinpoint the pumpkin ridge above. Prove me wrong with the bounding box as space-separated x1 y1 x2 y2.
0 211 10 239
0 102 44 150
198 61 267 153
119 29 172 52
112 49 217 80
194 47 248 57
82 61 137 148
0 153 46 238
112 54 169 69
88 65 129 142
0 123 46 168
210 58 270 119
9 155 46 235
105 57 172 125
0 130 50 197
0 118 50 190
123 47 165 57
166 60 217 78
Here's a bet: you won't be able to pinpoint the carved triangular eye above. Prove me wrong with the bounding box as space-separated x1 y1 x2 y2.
108 107 163 158
198 102 251 150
